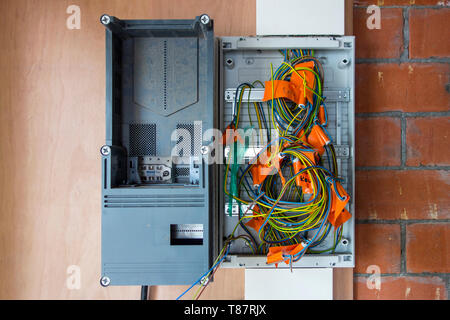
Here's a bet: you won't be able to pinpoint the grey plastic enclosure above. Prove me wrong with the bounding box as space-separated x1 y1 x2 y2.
219 36 355 269
101 15 219 286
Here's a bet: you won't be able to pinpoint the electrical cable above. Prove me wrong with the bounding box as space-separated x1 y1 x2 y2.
140 285 148 300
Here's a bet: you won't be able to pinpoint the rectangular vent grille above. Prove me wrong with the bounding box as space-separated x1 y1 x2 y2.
129 124 156 156
175 167 190 177
175 122 202 157
103 194 205 208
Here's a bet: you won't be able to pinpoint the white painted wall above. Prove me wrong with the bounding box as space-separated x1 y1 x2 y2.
245 268 333 300
256 0 345 36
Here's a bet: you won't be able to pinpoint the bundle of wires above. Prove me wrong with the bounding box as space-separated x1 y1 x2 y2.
269 53 325 137
177 48 350 300
230 81 271 142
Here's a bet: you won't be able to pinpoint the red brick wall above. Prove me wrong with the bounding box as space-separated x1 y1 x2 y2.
353 1 449 300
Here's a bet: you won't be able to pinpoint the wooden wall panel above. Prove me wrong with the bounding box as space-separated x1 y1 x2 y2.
0 0 255 300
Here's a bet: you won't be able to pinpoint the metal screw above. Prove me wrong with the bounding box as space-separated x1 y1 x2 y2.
200 14 210 25
341 239 349 246
100 276 111 287
200 276 209 286
100 14 111 25
201 146 209 155
100 145 111 156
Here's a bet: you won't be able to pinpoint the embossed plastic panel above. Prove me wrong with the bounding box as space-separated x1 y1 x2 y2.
219 36 355 268
134 38 199 117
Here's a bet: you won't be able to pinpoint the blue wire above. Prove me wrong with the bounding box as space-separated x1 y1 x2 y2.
319 123 333 144
175 244 230 300
324 144 333 172
321 101 328 126
309 223 332 248
332 179 347 201
269 181 331 260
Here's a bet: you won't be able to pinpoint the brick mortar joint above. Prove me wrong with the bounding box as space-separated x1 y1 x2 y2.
400 222 407 274
401 116 407 167
355 219 450 224
356 112 450 117
401 6 410 62
356 58 450 63
353 273 450 299
354 5 450 9
354 273 450 278
356 166 450 170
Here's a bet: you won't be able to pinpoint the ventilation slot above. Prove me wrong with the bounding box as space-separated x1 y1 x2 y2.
129 124 156 156
175 167 190 177
103 194 205 208
163 40 167 111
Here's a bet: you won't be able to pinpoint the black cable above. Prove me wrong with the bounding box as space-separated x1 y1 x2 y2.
141 285 148 300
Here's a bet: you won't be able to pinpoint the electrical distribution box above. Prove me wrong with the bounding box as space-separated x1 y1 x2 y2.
219 36 355 269
100 14 355 287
